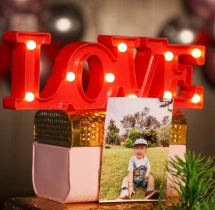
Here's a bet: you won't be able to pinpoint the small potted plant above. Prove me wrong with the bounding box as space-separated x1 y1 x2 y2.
158 151 215 210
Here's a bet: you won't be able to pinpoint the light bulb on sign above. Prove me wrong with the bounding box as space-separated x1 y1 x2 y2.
25 92 35 102
128 94 137 98
191 94 201 104
118 43 127 52
191 48 201 58
164 91 172 98
26 40 37 50
105 73 115 83
164 51 174 61
66 72 76 82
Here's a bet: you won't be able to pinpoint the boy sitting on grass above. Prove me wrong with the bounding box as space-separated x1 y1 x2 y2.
118 139 159 200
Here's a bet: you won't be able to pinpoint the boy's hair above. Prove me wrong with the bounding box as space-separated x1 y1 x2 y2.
133 139 148 148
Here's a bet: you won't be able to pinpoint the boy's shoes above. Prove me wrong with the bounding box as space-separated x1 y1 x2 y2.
116 195 130 200
117 188 160 200
117 187 130 200
144 190 160 200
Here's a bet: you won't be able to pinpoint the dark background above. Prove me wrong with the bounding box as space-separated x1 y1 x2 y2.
0 0 214 209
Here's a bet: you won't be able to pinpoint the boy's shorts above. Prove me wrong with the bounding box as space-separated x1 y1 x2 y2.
133 179 147 189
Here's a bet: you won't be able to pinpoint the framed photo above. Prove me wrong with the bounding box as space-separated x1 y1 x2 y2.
99 97 173 202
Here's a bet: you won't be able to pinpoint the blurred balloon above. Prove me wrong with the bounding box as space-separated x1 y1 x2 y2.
204 47 215 85
205 17 215 45
8 13 39 31
1 0 42 32
159 16 204 44
3 0 44 13
39 4 84 46
184 0 215 22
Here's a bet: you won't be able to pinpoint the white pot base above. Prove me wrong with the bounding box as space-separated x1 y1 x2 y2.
32 142 102 203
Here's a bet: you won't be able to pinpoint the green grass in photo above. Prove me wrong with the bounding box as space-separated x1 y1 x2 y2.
100 146 168 201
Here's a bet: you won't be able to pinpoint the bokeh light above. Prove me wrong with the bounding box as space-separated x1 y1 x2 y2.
55 17 72 32
178 29 195 44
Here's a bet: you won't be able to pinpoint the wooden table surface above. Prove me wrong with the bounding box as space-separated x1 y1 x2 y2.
4 197 161 210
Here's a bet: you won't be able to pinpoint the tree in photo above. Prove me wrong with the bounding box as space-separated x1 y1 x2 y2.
141 128 158 147
120 114 136 134
157 124 171 147
124 138 133 148
106 119 120 145
158 98 173 112
128 129 141 142
161 115 171 125
120 107 150 133
124 129 141 148
134 107 150 130
144 115 161 129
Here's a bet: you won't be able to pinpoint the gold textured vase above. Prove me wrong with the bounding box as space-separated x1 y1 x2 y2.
34 110 106 147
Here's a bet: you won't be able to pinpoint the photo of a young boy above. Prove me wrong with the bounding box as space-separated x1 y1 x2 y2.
119 139 159 200
99 97 173 203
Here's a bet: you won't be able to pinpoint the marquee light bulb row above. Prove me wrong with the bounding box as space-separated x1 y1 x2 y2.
163 91 200 104
24 90 201 104
26 41 203 60
117 43 202 60
25 82 201 105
